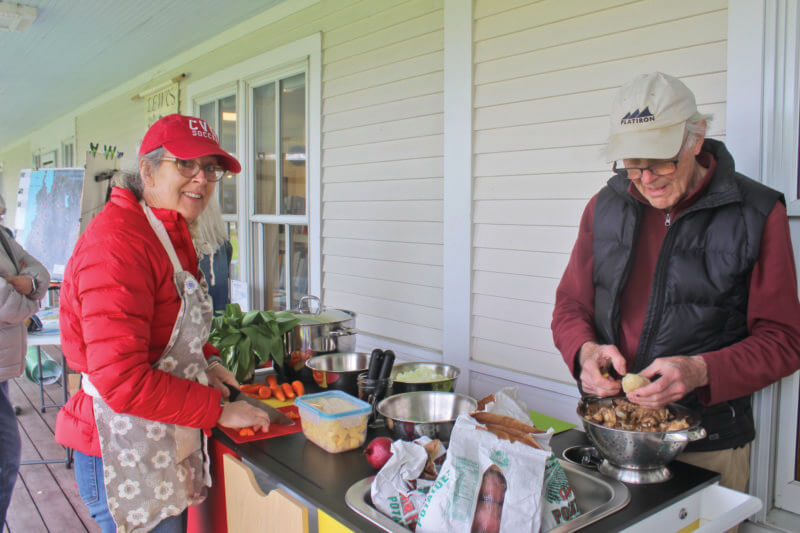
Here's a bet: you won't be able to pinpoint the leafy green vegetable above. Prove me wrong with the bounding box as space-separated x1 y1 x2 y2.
208 303 300 382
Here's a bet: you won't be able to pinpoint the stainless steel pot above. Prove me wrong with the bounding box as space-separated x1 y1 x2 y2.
287 295 357 357
280 295 357 384
577 396 707 484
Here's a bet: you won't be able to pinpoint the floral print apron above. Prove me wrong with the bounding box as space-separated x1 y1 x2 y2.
81 202 214 532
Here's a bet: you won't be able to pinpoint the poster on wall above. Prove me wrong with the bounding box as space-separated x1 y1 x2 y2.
15 167 84 280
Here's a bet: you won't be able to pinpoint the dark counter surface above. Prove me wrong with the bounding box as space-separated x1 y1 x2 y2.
213 426 719 532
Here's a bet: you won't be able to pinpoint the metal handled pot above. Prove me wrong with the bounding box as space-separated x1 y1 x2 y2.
280 295 358 384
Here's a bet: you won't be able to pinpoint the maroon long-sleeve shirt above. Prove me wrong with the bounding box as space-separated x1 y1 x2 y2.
552 152 800 405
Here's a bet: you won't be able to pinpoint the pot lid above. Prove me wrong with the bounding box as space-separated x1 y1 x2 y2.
292 308 353 324
291 295 353 324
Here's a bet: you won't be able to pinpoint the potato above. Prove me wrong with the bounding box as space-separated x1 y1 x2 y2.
622 373 651 393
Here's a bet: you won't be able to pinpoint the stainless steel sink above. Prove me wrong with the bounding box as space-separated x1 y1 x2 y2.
345 459 629 532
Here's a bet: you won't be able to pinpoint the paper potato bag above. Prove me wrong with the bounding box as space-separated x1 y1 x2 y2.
416 415 549 533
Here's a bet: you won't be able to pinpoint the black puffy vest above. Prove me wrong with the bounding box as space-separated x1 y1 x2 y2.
592 139 784 451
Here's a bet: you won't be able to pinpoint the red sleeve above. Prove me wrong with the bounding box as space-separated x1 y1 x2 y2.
698 202 800 404
552 195 600 379
78 233 223 429
203 342 220 358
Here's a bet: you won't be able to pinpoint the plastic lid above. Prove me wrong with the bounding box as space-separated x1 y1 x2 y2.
295 390 371 418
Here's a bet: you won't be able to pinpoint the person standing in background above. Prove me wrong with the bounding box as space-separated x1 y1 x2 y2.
194 195 233 313
0 224 50 528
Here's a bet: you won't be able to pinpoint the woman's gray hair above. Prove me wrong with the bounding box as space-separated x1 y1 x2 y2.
111 147 166 200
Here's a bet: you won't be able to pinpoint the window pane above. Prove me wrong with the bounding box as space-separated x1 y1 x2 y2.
288 225 308 308
219 95 236 153
262 223 285 310
254 83 277 215
280 74 306 215
198 102 215 129
228 222 240 281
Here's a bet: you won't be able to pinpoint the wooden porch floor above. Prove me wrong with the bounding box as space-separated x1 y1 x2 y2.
3 374 96 533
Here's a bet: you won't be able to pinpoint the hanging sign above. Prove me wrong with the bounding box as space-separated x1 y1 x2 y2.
144 82 180 128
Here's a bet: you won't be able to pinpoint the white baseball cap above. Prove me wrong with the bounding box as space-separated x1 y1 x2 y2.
607 72 698 162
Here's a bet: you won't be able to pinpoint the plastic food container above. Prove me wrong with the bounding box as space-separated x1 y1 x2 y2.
295 390 371 453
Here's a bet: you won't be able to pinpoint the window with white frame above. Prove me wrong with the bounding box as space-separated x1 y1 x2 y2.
187 34 321 313
197 93 241 281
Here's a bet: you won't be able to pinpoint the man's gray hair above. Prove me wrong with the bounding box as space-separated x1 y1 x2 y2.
112 147 166 200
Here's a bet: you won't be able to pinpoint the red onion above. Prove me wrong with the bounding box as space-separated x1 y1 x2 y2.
364 437 393 470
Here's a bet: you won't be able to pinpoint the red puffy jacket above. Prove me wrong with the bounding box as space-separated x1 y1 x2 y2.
55 188 223 456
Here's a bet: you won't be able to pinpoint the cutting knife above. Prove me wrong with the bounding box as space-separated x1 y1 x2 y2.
224 383 294 426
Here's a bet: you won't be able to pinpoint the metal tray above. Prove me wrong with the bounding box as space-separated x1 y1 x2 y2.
345 458 630 532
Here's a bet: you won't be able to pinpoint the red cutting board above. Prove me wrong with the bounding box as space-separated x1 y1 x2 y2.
218 405 303 443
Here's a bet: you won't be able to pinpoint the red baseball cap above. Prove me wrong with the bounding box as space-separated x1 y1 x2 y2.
139 114 241 173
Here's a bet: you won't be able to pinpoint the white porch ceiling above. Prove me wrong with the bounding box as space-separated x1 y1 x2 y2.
0 0 283 149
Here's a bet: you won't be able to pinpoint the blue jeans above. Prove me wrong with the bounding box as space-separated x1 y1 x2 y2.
0 380 21 528
73 450 187 533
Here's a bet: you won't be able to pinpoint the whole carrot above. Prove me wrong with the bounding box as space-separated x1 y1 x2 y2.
291 380 305 397
281 382 296 399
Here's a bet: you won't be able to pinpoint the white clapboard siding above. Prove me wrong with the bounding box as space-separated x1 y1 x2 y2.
323 113 443 149
474 0 725 63
324 94 443 132
474 43 727 109
323 290 442 330
473 224 578 254
324 178 442 202
324 72 444 115
324 200 443 222
325 273 442 308
322 238 442 265
471 0 727 384
471 338 574 384
323 157 442 182
473 271 560 305
320 1 444 354
473 294 554 329
473 172 609 201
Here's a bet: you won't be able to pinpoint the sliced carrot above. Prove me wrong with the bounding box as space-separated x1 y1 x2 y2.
266 374 278 387
291 380 305 397
239 427 255 437
258 385 272 399
281 382 296 399
271 386 286 402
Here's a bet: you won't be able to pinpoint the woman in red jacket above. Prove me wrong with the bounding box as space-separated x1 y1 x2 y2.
56 114 270 533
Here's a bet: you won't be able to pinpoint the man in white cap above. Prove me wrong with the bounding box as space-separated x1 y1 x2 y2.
552 72 800 493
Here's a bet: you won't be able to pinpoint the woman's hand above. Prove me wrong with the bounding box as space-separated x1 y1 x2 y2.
578 341 627 397
206 363 239 399
3 275 32 295
217 401 270 433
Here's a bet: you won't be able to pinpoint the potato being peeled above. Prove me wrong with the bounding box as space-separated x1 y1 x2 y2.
622 373 651 393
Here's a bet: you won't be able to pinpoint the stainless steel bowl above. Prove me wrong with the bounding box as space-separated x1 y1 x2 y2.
388 362 460 395
377 391 477 444
305 352 370 397
577 396 707 483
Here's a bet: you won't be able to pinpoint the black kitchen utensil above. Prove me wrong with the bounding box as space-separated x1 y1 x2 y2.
366 349 384 380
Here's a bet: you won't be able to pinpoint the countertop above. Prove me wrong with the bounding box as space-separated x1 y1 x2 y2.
213 426 720 532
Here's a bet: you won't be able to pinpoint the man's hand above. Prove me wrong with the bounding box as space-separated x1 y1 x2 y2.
3 275 32 295
206 363 239 399
578 341 627 397
627 355 708 408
